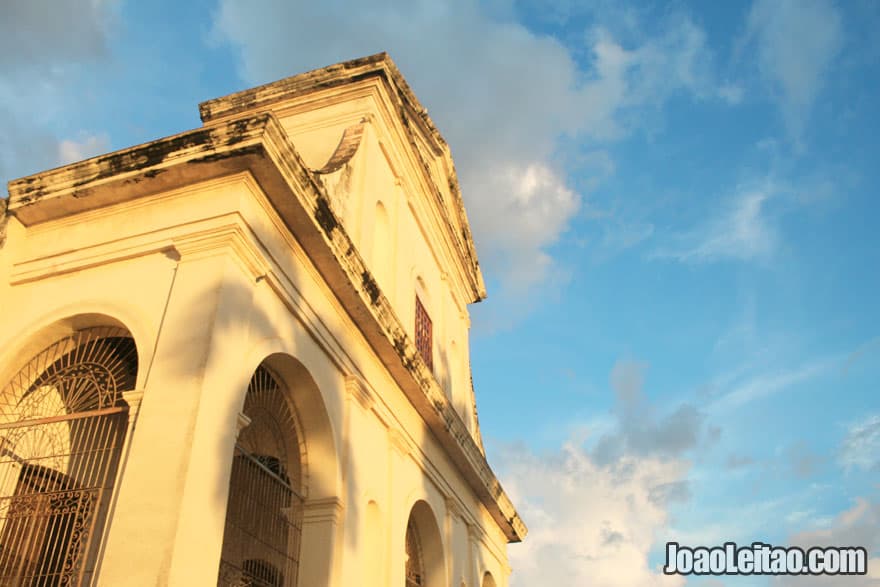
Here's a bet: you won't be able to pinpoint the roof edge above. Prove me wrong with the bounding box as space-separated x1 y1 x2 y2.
199 53 488 302
3 111 525 542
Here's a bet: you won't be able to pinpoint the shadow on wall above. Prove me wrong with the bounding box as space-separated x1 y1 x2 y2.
0 260 357 584
0 240 490 585
148 266 358 586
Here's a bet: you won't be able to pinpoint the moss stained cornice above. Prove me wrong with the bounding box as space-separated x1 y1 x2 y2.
0 198 7 249
199 52 487 303
4 110 526 543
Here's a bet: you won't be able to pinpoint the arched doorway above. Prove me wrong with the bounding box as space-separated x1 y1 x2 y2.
0 325 138 585
404 500 445 587
218 364 304 587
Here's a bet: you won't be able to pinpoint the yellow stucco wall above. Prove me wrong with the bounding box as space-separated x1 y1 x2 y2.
0 54 519 587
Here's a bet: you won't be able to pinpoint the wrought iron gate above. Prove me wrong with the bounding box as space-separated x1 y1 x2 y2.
405 518 424 587
218 366 303 587
0 327 136 586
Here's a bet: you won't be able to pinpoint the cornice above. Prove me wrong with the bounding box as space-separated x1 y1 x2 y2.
0 198 7 249
302 496 345 524
3 108 527 543
198 52 487 303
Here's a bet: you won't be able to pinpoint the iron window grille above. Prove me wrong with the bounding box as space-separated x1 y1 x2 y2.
0 327 137 586
405 518 424 587
415 296 433 373
218 365 303 587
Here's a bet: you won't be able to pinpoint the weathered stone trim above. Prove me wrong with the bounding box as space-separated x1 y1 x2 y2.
3 109 527 543
198 52 487 303
0 198 7 249
316 122 366 174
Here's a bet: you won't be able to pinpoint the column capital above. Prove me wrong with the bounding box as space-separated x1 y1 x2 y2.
235 412 252 438
345 374 374 411
302 496 344 525
445 496 463 521
122 389 145 422
389 427 413 458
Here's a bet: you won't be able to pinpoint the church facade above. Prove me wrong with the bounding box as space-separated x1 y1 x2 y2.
0 54 526 586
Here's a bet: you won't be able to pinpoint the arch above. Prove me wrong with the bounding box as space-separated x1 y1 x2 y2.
218 362 305 587
404 500 446 587
482 571 497 587
0 321 139 585
0 307 151 393
226 339 342 586
219 338 344 584
236 339 341 501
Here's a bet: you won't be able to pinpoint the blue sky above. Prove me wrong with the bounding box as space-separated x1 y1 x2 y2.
2 1 878 585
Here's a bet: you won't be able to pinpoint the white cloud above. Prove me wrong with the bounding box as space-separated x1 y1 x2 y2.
470 162 579 290
0 0 116 70
498 441 687 587
742 0 843 144
839 414 880 473
58 133 110 165
717 83 744 105
594 360 713 464
211 0 720 295
708 356 837 412
843 337 880 376
0 0 116 185
490 357 717 586
776 498 880 586
599 219 655 252
651 180 782 264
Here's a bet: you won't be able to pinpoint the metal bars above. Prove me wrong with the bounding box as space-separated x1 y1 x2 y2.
405 518 424 587
0 327 136 586
218 365 303 587
415 296 433 373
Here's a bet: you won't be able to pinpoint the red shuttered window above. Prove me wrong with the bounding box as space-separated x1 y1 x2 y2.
415 296 433 372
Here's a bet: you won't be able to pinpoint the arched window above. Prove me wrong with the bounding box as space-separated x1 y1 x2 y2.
0 326 137 585
218 365 303 587
405 517 424 587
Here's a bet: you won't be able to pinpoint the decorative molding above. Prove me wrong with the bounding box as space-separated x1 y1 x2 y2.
445 496 463 522
9 216 266 287
388 427 412 458
345 374 374 411
10 239 176 286
235 412 252 438
171 223 268 280
0 198 8 250
302 496 344 525
122 389 144 422
315 122 366 175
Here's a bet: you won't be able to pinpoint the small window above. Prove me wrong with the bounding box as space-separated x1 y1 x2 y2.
415 296 433 372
